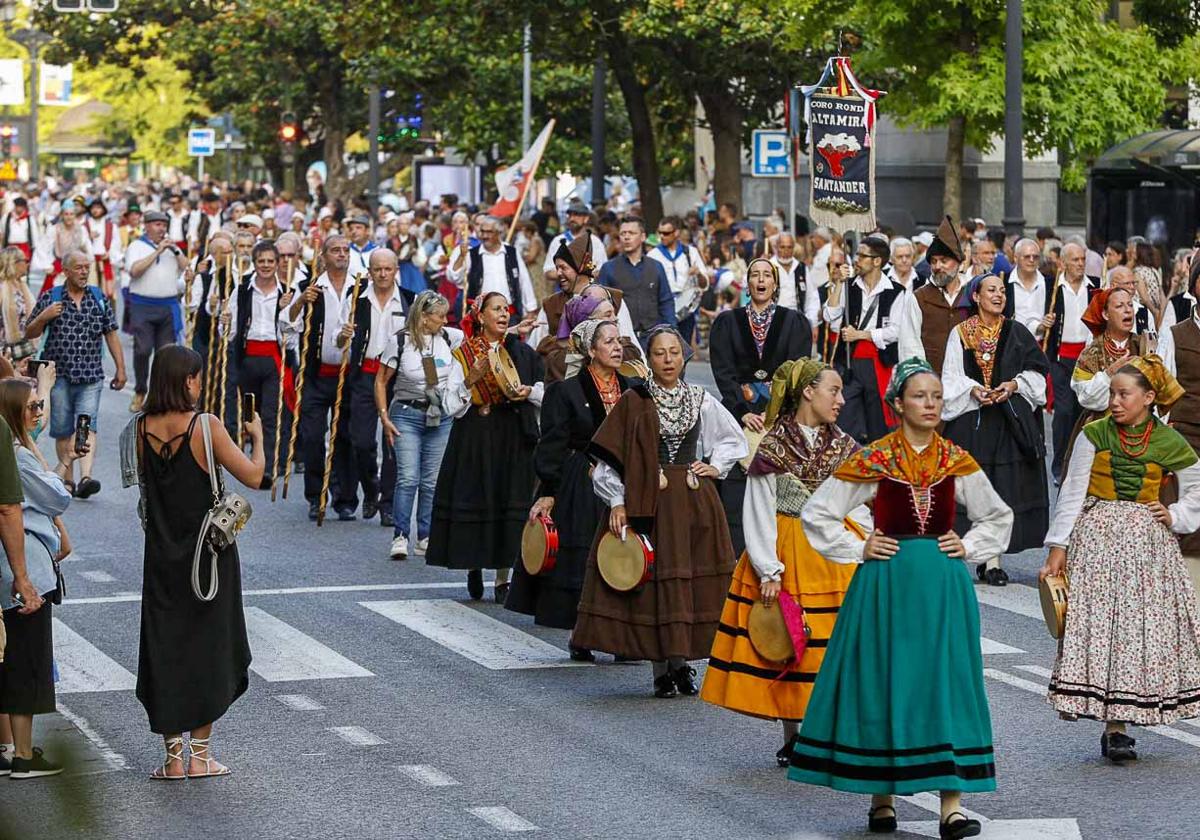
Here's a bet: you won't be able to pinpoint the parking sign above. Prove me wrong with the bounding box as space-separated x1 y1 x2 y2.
188 128 215 157
751 129 791 178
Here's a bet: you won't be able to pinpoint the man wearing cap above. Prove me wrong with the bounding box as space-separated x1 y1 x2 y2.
346 213 377 277
166 193 190 252
912 231 935 281
542 199 606 288
125 210 192 412
83 198 123 307
897 216 970 375
1 197 39 262
236 213 264 240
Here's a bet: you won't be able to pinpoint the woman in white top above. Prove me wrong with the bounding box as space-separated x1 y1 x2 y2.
375 291 463 561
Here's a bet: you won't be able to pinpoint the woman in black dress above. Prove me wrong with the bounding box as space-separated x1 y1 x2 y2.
708 257 812 555
136 345 263 780
505 319 630 657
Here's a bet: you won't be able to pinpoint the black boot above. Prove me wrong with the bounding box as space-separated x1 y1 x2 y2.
1100 731 1137 764
467 570 483 600
653 673 678 698
671 664 699 695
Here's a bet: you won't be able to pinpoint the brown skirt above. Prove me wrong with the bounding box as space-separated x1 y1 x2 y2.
571 464 735 661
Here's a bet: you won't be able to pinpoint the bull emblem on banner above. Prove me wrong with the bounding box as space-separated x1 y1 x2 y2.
815 132 861 178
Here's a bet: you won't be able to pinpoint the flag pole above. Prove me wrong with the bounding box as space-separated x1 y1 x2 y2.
506 119 555 243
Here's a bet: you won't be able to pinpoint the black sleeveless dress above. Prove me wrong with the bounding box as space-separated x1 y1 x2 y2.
136 414 251 735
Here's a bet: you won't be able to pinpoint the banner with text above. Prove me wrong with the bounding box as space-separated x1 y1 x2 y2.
38 63 72 106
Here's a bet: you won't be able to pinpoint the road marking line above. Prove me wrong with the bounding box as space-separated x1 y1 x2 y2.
64 580 491 605
55 701 131 771
398 764 460 786
901 791 989 822
52 618 137 693
974 583 1043 621
898 819 1081 839
361 599 591 670
1147 724 1200 749
1015 664 1053 678
1177 719 1200 731
79 570 116 583
467 806 538 832
980 637 1023 655
983 667 1048 696
244 607 373 682
273 693 326 711
329 725 387 746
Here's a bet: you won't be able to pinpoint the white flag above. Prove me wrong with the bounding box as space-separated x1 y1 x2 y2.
491 120 554 217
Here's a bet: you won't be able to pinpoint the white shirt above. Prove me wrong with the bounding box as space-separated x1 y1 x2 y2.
647 242 706 296
1161 292 1196 332
338 284 407 362
542 231 608 277
187 209 222 247
281 272 358 365
84 218 123 267
1058 277 1092 344
823 276 905 350
897 280 965 363
226 276 282 342
167 209 188 243
125 237 183 298
941 323 1048 420
772 258 819 326
3 212 35 245
446 243 537 313
382 326 464 402
1009 272 1048 336
348 241 377 277
886 265 919 291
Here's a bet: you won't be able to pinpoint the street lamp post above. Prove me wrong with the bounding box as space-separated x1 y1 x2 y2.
1002 0 1024 236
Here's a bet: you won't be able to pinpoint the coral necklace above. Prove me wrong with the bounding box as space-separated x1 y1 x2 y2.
1117 419 1153 458
590 367 621 414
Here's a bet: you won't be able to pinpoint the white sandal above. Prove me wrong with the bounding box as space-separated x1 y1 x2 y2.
150 736 186 780
187 736 231 778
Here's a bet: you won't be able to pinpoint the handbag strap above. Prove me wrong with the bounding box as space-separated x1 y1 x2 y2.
198 413 225 504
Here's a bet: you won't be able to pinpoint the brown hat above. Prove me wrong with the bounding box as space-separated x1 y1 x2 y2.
926 215 964 263
554 228 595 278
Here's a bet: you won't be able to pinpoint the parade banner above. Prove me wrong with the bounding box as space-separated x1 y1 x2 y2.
801 58 882 232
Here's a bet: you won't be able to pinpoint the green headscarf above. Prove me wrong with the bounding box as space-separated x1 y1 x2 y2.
764 358 831 428
885 356 936 403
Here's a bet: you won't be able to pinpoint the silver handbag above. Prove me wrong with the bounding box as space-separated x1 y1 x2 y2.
192 414 252 602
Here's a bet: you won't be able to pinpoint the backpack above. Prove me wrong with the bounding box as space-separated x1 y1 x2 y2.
50 284 107 309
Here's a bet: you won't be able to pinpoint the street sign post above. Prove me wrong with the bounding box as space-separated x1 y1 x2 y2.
751 129 791 178
188 127 215 181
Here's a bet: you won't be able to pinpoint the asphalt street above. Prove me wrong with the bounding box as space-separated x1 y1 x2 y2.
0 345 1195 840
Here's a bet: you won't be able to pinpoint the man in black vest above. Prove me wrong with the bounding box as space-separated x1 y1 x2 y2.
597 215 675 344
447 215 537 319
191 231 235 403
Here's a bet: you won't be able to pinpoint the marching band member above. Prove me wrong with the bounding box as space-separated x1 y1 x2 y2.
1069 286 1150 441
426 292 544 601
572 327 747 697
189 232 234 391
506 319 632 654
897 217 969 374
337 248 407 525
700 359 865 766
84 198 123 306
165 193 190 252
789 358 1012 840
282 235 360 521
1041 357 1200 764
942 274 1050 587
708 257 812 556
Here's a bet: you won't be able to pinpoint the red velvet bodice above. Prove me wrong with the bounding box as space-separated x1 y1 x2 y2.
873 476 957 536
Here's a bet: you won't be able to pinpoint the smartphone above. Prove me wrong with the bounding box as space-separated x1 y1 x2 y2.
242 393 256 420
74 414 91 456
27 358 50 376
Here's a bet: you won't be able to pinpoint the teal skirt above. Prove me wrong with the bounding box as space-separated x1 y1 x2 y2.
787 537 995 795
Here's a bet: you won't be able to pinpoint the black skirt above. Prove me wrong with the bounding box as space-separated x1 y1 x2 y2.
0 603 55 715
427 404 537 570
506 450 603 629
717 463 748 558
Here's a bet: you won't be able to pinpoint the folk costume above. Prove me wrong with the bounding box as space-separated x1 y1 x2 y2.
1045 272 1104 479
701 360 865 730
572 338 747 683
789 359 1013 795
1047 359 1200 727
895 216 969 375
507 320 631 629
1158 308 1200 585
1069 289 1152 443
537 292 643 384
709 265 812 557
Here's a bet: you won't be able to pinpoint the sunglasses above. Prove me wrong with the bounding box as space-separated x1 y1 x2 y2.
658 229 676 236
26 400 43 413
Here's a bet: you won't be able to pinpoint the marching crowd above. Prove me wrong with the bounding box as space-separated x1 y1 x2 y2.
0 176 1199 840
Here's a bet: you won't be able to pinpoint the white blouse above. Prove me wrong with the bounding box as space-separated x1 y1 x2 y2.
443 339 545 419
1070 337 1135 413
800 463 1013 564
592 391 748 508
1044 432 1200 548
940 326 1047 421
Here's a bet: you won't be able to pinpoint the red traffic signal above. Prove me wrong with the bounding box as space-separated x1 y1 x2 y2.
278 111 300 144
0 125 15 139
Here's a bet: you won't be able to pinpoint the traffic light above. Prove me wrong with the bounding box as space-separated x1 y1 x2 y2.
1 125 15 159
278 114 299 144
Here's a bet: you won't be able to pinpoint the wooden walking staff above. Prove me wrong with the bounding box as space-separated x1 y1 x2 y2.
317 271 366 526
280 284 315 500
216 251 236 422
1041 275 1062 353
270 256 297 501
203 257 223 413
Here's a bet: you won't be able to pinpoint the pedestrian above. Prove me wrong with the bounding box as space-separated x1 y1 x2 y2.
506 319 632 650
700 359 863 767
572 327 747 696
647 215 707 347
132 345 262 779
83 198 123 309
0 378 74 779
426 292 543 600
447 215 538 321
125 210 192 413
0 247 35 363
789 358 1013 840
597 216 676 345
941 274 1050 587
1040 357 1200 764
24 251 127 498
1 197 40 263
33 202 88 295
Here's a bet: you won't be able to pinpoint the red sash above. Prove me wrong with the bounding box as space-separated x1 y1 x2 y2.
361 358 381 375
852 339 898 427
317 363 341 378
245 339 297 412
39 259 62 296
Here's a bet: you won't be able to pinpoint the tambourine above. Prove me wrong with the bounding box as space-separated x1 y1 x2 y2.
747 601 795 664
488 344 524 399
521 514 559 576
618 359 649 380
597 528 655 592
739 428 766 471
1039 574 1068 639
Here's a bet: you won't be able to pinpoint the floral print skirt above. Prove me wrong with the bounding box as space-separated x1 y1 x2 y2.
1050 499 1200 725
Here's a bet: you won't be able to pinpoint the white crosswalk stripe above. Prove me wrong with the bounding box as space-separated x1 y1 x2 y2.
467 806 539 832
244 607 374 682
53 618 137 693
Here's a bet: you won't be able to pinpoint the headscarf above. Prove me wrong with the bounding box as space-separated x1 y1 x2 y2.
569 318 615 362
763 358 830 428
956 271 1000 310
1126 354 1185 411
1081 288 1126 337
885 356 936 403
556 293 602 340
643 325 694 365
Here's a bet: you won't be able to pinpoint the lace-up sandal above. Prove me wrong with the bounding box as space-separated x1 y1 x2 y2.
150 736 186 781
187 736 231 778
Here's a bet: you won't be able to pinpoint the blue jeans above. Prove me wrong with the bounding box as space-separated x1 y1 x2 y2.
390 402 453 540
50 379 103 439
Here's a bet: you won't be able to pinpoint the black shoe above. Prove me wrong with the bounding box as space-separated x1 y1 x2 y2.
467 570 483 600
307 502 319 521
569 646 596 662
776 734 800 769
362 497 379 520
613 655 641 663
653 674 678 698
9 748 63 779
379 509 394 528
335 507 356 522
867 804 898 833
938 813 980 840
1101 731 1138 763
672 664 699 695
494 582 510 604
0 751 10 777
976 563 1008 587
74 476 101 499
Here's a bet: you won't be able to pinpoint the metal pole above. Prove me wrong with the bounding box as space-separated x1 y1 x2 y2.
224 112 234 185
590 55 605 208
198 156 205 183
27 40 38 182
367 82 380 212
788 86 797 235
522 23 531 152
1002 0 1024 236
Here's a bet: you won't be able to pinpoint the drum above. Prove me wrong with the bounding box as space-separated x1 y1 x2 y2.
618 359 649 380
521 515 558 576
488 344 524 399
747 601 794 664
739 428 766 471
597 529 655 592
1039 574 1068 639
